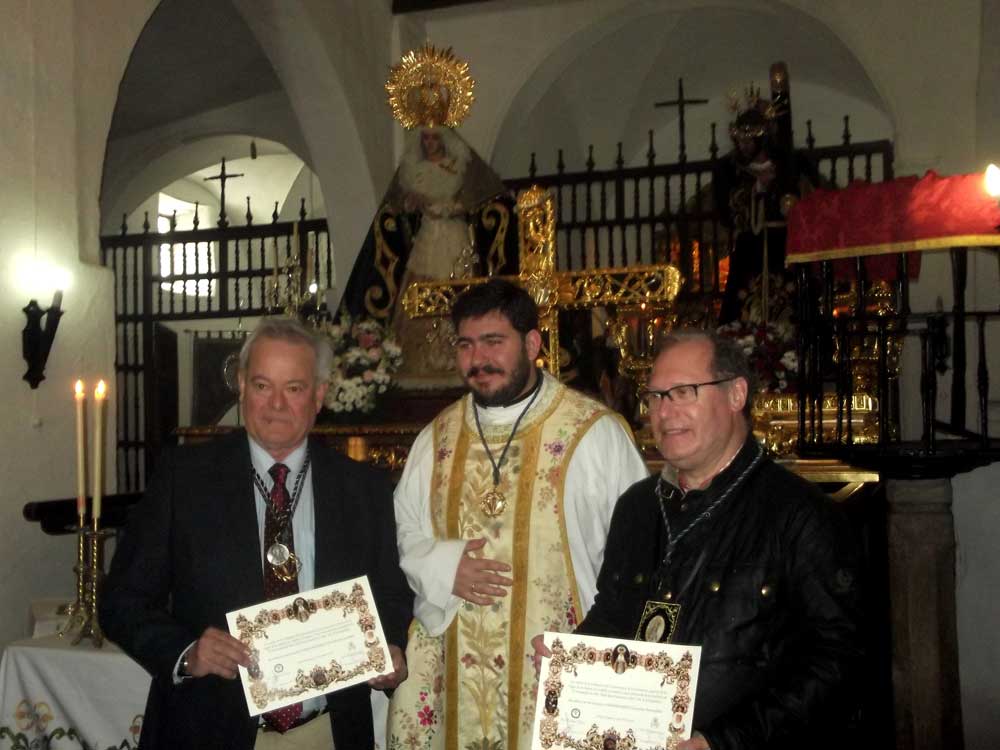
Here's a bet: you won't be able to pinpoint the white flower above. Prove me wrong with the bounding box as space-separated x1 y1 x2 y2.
780 350 798 371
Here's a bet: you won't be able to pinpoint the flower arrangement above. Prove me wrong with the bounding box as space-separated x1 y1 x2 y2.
319 313 403 414
716 319 798 393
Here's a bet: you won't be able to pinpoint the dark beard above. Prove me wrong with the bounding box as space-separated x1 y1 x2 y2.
468 354 534 407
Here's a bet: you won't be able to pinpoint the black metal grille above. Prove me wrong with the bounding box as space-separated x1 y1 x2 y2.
100 218 330 492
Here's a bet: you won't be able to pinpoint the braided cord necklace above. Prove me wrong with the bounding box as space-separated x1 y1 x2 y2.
654 443 764 569
250 448 312 539
471 372 544 517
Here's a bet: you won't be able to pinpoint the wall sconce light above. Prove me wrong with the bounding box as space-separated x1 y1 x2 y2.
22 290 64 388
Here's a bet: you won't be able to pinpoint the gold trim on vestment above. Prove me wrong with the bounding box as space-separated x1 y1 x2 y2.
786 233 1000 265
507 426 542 750
553 406 605 624
444 412 470 749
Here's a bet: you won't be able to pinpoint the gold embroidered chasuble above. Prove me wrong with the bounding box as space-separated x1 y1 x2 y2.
387 380 615 750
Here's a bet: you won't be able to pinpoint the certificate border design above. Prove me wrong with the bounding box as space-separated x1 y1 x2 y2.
232 582 387 710
537 638 695 750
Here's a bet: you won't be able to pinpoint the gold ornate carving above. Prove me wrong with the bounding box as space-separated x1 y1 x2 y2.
402 185 682 383
752 392 880 456
364 208 402 319
481 200 510 275
385 44 475 130
829 280 902 396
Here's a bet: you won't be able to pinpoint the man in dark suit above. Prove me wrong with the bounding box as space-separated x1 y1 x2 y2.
100 316 413 749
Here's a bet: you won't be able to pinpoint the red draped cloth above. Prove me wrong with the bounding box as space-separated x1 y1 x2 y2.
786 171 1000 279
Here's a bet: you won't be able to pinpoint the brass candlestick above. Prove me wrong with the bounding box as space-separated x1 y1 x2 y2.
59 518 110 647
58 512 88 623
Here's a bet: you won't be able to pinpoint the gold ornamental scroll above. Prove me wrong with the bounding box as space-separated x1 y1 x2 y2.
401 185 683 378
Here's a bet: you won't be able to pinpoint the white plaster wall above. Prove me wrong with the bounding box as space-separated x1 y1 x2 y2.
0 0 156 648
231 0 396 304
101 94 310 233
953 461 1000 749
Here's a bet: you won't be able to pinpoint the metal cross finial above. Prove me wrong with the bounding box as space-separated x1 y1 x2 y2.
204 157 245 228
654 78 709 163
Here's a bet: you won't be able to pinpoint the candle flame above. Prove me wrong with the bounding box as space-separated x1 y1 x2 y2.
986 164 1000 199
75 380 84 398
95 380 107 399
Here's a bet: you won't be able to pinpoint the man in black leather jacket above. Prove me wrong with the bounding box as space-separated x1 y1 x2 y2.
551 329 862 750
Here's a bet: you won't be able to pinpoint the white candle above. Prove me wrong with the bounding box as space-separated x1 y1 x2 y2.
74 380 86 520
92 380 107 523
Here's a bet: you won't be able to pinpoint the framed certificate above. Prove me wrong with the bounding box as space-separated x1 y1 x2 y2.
531 632 701 750
225 576 392 716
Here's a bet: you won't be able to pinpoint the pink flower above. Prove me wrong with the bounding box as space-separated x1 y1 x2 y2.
418 705 435 726
363 370 375 383
544 441 565 457
461 653 477 667
493 655 505 669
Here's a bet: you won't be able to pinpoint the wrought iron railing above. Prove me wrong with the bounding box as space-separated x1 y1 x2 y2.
100 211 331 492
504 118 893 300
794 251 1000 476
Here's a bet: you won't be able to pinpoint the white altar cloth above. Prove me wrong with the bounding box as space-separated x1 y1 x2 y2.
0 634 149 749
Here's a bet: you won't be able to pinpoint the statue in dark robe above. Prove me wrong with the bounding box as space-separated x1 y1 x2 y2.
340 125 515 389
713 100 818 324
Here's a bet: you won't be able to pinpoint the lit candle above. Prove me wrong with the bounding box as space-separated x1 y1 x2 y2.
92 380 107 523
74 380 86 520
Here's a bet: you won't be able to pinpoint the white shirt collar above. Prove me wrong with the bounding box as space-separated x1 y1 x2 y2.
247 435 308 478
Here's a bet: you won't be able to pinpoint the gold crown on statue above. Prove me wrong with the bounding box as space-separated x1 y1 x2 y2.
385 44 475 130
727 84 782 139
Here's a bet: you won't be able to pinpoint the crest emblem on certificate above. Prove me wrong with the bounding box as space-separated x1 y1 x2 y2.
636 600 681 643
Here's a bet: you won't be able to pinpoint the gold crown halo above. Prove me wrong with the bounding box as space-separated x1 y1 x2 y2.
727 84 783 139
386 44 475 130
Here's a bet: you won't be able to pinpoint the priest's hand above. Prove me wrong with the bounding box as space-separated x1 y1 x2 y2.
531 633 551 674
368 644 408 691
453 538 513 605
186 626 252 679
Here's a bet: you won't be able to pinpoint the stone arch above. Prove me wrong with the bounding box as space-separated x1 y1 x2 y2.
230 0 394 300
488 0 894 177
100 0 391 300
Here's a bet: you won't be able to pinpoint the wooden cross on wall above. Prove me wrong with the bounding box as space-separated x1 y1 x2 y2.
204 157 245 228
654 77 709 163
401 186 683 379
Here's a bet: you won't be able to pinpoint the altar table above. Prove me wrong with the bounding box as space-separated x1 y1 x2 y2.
0 634 148 749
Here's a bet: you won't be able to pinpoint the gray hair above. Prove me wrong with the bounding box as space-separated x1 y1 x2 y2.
239 316 333 383
654 327 756 419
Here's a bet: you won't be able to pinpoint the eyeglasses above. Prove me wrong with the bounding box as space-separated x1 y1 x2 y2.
640 378 735 407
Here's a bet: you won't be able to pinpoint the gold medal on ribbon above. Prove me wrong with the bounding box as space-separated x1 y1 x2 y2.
480 488 507 517
266 542 300 582
635 599 681 643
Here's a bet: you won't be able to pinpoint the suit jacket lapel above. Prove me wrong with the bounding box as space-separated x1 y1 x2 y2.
310 440 344 587
214 430 266 606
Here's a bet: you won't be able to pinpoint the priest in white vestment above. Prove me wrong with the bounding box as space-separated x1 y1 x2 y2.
387 279 649 750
